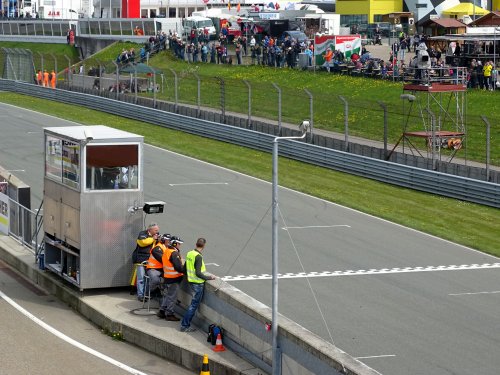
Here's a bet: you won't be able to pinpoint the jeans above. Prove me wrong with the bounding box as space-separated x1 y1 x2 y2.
160 282 180 315
136 265 146 298
181 283 205 328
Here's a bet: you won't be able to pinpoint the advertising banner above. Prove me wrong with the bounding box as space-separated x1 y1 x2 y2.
335 35 361 60
314 35 361 65
314 35 335 65
0 191 9 235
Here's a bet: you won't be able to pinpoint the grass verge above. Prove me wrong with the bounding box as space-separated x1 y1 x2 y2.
0 92 498 257
0 42 80 73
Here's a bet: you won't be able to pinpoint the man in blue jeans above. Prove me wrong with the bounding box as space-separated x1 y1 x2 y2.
132 223 159 301
180 238 216 332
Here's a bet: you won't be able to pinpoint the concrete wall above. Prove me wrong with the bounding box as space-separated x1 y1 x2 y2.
175 280 380 375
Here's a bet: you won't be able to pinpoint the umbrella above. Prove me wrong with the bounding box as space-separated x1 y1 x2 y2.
441 3 489 16
119 63 163 106
119 63 162 74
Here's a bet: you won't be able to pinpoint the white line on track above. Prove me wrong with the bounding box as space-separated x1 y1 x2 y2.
282 225 351 230
355 355 396 360
6 169 25 172
0 289 149 375
205 263 220 267
168 182 229 187
222 263 500 281
448 290 500 296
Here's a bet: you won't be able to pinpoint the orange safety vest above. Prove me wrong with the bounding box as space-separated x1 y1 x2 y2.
162 247 183 279
146 243 165 269
50 71 56 88
43 71 49 86
37 71 42 84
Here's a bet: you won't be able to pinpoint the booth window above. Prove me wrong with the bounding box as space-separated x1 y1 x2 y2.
45 136 81 189
86 144 139 190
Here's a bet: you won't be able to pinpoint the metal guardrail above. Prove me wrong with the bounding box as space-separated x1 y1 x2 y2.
1 79 499 208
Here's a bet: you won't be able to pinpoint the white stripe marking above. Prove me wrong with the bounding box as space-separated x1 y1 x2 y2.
282 225 351 230
356 355 396 360
205 263 220 267
6 169 25 172
448 290 500 296
0 289 149 375
222 263 500 281
168 182 229 187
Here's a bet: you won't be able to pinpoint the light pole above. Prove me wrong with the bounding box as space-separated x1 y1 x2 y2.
271 120 310 375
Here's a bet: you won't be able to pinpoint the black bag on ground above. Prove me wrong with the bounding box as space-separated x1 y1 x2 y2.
207 324 223 345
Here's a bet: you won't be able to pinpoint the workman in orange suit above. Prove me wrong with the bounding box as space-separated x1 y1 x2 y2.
157 236 184 321
43 70 49 87
145 233 172 294
36 70 42 85
50 70 56 89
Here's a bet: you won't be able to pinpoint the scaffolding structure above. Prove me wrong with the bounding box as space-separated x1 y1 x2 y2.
389 72 467 168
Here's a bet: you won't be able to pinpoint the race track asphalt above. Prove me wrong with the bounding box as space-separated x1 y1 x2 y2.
1 102 499 375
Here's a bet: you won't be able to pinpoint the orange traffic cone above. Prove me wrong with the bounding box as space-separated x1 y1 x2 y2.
212 333 226 352
200 354 210 375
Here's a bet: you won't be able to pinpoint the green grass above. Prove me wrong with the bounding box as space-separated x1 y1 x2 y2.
82 41 144 72
0 92 498 257
0 42 80 73
5 42 499 166
133 51 499 166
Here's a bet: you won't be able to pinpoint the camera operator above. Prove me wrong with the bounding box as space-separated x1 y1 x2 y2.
132 223 160 301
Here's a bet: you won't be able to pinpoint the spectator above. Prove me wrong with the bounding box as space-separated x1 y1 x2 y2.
483 61 493 90
201 43 208 63
322 47 333 72
210 43 216 63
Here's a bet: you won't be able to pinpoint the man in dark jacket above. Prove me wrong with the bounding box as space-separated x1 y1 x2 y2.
132 223 159 301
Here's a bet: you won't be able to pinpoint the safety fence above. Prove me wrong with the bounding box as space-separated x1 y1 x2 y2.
59 62 499 175
0 166 42 252
1 79 498 208
1 46 499 174
54 77 499 184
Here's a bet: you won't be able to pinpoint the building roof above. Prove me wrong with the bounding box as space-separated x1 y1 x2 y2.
422 18 467 28
470 11 500 26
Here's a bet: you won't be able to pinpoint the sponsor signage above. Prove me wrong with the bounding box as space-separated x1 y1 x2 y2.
259 12 280 20
0 191 9 235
